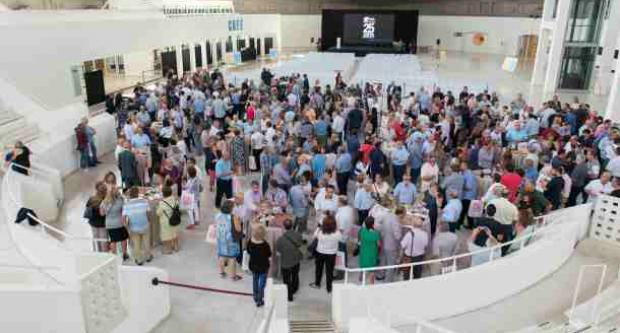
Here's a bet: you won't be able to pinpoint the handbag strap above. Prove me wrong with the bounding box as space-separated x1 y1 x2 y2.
407 229 415 256
161 199 177 219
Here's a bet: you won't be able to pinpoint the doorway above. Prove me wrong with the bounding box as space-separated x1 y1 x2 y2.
517 34 539 58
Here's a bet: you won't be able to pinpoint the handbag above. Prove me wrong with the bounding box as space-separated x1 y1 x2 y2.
249 155 257 171
335 250 346 269
468 199 483 218
400 229 415 273
205 224 217 244
231 216 243 241
241 250 250 271
180 190 195 210
83 204 94 220
307 238 318 257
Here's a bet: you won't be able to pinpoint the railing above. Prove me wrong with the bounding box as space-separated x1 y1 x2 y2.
340 205 587 286
3 162 107 251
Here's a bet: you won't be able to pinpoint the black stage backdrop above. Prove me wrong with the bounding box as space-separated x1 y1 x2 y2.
321 9 418 53
161 50 177 77
84 70 105 106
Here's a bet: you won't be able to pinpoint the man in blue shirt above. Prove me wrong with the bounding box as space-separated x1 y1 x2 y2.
393 174 416 205
122 186 152 265
289 177 309 232
314 117 329 147
391 141 410 185
458 162 478 229
506 121 528 145
335 147 352 195
407 134 424 184
215 150 233 208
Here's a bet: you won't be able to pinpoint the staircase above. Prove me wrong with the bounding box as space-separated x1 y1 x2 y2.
289 320 337 333
0 108 40 149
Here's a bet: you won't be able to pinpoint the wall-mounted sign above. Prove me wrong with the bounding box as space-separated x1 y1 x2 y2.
228 18 243 32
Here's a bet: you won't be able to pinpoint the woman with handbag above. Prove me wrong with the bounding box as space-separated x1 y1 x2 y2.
309 215 342 293
157 186 181 254
216 200 243 281
247 224 272 307
182 166 202 229
85 181 109 252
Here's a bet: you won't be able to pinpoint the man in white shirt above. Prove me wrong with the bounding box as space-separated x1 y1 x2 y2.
332 111 345 139
335 196 355 239
400 218 428 280
606 147 620 177
315 185 338 225
585 171 613 204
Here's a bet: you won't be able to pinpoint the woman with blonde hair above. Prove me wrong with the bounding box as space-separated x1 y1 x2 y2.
85 181 109 252
247 224 272 307
101 179 129 260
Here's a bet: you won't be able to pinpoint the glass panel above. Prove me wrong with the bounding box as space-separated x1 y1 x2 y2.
558 46 596 89
566 0 604 43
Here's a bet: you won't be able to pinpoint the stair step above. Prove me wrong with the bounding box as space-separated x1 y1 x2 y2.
289 320 335 333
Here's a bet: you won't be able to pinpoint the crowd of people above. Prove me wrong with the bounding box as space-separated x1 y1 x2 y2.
88 62 620 307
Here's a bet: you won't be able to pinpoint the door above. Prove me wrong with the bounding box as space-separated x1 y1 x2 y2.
518 34 539 58
265 37 274 55
195 45 203 68
206 41 213 65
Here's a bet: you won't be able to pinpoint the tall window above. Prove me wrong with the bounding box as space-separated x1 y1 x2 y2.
565 0 604 43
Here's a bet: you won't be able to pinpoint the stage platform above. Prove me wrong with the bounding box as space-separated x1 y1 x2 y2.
327 45 409 57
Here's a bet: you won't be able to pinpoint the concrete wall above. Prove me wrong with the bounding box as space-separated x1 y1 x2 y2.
279 14 321 52
331 204 591 331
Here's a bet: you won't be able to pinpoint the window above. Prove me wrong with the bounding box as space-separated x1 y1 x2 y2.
558 46 597 89
565 0 604 43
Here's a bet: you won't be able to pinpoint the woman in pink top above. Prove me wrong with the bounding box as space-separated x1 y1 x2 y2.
500 163 522 202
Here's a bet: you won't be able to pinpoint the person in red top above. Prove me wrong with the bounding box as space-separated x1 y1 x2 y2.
246 101 256 122
359 138 375 166
390 118 407 142
500 163 522 203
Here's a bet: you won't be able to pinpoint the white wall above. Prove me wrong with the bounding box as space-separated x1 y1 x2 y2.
0 11 280 110
418 16 541 55
332 205 591 331
0 287 86 332
279 15 321 52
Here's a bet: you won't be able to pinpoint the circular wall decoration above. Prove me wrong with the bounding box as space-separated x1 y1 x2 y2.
473 33 486 46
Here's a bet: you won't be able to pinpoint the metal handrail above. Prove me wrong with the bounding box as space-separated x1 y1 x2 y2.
340 205 587 285
4 163 108 245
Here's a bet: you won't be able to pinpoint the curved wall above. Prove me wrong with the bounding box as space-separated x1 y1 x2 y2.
332 204 592 330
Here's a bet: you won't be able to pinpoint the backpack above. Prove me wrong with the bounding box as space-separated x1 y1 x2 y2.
163 200 182 226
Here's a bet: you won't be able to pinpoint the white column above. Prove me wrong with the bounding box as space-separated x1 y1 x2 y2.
245 35 250 49
176 44 184 77
189 42 197 73
212 39 219 64
232 36 238 53
593 0 620 95
200 41 207 68
604 57 620 122
260 37 266 56
543 0 572 92
531 29 550 86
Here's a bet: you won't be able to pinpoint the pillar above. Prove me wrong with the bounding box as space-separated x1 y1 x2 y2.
260 37 266 56
593 0 620 95
531 28 551 86
189 42 197 72
200 41 208 69
543 0 572 92
232 35 238 53
604 58 620 122
212 39 219 64
176 44 184 77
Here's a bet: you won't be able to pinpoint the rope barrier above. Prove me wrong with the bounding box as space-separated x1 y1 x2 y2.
151 277 253 297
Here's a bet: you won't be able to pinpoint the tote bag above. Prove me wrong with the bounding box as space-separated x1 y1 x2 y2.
205 224 217 244
180 190 195 210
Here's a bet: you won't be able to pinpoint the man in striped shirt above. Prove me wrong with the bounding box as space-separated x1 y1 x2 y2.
122 186 152 265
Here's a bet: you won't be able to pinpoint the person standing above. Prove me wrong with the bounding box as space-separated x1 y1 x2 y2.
247 224 272 307
85 181 109 252
335 147 353 195
400 217 429 280
122 186 152 265
83 118 100 165
215 151 233 208
118 141 140 188
358 216 381 284
276 219 303 302
391 141 410 186
157 186 181 254
459 161 478 229
378 207 403 282
101 181 129 261
393 174 417 206
310 216 341 293
216 200 242 281
289 178 310 233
